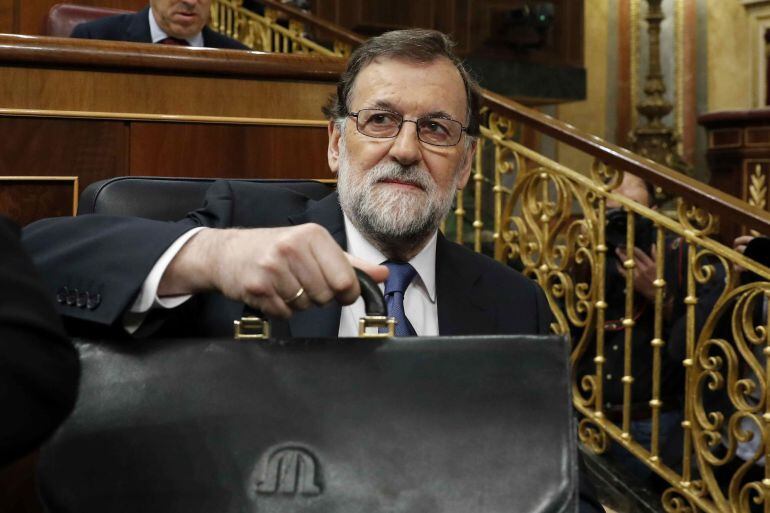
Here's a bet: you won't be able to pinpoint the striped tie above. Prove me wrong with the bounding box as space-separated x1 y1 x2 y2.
381 261 417 337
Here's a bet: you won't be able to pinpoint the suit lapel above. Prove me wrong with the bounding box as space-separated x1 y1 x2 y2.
201 26 218 47
436 235 496 335
127 6 153 43
201 26 212 47
286 193 346 338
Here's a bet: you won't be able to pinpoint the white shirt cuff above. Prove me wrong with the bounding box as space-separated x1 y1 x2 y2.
123 227 206 333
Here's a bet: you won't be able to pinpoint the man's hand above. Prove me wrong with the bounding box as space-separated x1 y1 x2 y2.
733 235 755 274
616 246 658 302
158 224 388 318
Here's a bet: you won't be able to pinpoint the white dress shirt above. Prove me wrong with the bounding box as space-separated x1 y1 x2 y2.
123 227 203 333
148 7 204 47
125 218 440 336
338 215 439 337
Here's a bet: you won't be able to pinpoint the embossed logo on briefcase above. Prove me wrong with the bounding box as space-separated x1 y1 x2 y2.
255 445 323 496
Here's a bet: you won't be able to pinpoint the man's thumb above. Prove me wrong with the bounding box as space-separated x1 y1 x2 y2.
346 254 389 283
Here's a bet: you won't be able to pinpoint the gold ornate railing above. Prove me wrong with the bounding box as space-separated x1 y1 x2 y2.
210 0 363 57
462 92 770 513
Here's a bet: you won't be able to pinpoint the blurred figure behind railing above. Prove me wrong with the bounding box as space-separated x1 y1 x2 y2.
574 173 724 487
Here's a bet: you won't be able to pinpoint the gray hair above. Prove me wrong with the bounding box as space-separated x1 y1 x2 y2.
322 29 481 137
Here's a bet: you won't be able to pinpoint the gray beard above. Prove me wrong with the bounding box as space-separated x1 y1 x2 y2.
336 137 459 259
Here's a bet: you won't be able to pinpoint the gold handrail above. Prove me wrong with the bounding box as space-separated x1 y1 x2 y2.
481 90 770 236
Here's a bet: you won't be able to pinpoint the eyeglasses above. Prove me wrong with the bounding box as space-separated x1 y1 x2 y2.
348 109 467 147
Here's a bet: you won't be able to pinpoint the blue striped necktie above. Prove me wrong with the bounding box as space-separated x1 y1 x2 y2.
382 261 417 336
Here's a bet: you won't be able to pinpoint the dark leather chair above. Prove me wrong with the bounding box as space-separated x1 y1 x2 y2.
45 3 131 38
78 176 334 220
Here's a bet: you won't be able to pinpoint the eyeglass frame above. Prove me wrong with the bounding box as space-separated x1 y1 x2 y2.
347 108 469 147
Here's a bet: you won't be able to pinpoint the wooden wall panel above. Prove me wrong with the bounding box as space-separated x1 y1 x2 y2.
312 0 583 66
0 117 125 224
129 123 331 180
0 117 128 186
0 0 15 33
0 118 332 225
698 110 770 243
314 0 360 33
0 180 76 226
0 68 334 120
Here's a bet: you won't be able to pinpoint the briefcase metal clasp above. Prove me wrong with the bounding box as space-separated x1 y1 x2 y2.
358 315 395 338
353 268 394 337
234 316 271 340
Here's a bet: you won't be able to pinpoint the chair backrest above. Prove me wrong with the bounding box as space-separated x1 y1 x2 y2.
45 3 131 37
78 176 335 221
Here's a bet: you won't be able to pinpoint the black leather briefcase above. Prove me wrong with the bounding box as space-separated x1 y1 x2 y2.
38 274 577 513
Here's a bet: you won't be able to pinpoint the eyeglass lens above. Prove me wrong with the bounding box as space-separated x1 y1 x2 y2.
355 109 463 146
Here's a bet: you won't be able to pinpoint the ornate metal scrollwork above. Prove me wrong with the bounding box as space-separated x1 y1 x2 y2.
497 164 597 329
479 95 770 511
578 373 599 412
488 112 517 141
662 487 698 513
590 160 623 192
692 282 770 513
494 149 602 409
677 199 718 237
737 479 768 513
579 417 609 455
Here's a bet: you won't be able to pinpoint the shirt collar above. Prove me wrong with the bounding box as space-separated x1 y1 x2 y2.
148 7 204 47
343 214 437 303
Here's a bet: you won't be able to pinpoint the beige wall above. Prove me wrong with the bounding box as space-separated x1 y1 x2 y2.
707 0 751 111
553 0 609 175
550 0 755 176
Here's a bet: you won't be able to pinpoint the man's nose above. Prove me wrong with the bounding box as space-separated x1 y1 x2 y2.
388 121 422 167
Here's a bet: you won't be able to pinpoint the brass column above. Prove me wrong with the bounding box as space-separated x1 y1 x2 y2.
628 0 689 174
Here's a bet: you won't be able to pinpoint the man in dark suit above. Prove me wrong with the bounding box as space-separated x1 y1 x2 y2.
24 28 603 512
0 216 79 465
71 0 248 50
25 28 550 340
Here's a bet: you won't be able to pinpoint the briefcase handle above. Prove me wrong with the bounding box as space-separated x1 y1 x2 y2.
354 268 395 337
234 268 395 339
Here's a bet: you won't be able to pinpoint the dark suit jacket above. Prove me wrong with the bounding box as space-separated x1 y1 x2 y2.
24 180 552 338
70 5 249 50
0 216 79 466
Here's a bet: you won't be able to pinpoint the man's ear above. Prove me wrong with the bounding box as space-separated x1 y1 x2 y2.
327 120 341 174
456 138 478 190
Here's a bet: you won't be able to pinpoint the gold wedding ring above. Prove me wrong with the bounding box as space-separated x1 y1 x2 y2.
285 287 305 303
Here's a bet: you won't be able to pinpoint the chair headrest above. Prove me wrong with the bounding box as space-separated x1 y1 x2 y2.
78 177 334 221
45 3 130 37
